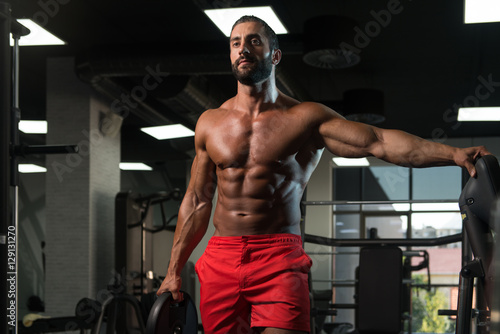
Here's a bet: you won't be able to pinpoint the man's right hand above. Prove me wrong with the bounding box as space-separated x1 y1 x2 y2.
157 274 183 302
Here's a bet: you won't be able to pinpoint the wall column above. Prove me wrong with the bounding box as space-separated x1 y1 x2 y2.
45 57 120 315
305 151 334 290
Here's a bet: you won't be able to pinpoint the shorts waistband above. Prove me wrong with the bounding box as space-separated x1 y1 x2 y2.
207 233 302 247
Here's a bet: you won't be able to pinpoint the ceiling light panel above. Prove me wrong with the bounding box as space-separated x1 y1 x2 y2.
119 163 153 171
458 107 500 121
19 164 47 173
141 124 194 140
19 120 48 134
204 6 288 37
332 157 370 167
11 19 65 46
464 0 500 23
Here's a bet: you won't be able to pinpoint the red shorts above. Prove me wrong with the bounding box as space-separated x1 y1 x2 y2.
195 233 312 334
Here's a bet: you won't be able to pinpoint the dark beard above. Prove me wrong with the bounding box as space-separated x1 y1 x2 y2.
232 54 273 86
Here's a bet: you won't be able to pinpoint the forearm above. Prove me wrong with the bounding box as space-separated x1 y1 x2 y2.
372 129 459 168
167 195 212 277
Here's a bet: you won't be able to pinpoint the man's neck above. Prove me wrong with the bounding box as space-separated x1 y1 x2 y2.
235 75 279 115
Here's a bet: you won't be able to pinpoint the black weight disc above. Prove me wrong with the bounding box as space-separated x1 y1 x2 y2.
146 291 198 334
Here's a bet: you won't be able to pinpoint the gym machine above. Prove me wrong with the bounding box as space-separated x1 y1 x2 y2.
19 189 198 334
115 190 183 297
304 225 455 334
303 155 500 334
82 190 199 334
454 155 500 333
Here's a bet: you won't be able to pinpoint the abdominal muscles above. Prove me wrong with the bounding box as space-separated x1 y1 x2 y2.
212 164 304 236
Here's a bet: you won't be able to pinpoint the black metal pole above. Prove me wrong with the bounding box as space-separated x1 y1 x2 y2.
304 232 462 247
490 199 500 334
10 31 20 334
456 265 475 334
1 2 12 334
15 144 79 155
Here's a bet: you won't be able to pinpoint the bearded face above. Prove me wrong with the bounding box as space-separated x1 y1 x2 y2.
231 52 273 86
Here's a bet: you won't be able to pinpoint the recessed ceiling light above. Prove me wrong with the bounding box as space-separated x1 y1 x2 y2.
19 120 48 134
204 6 288 37
141 124 194 140
458 107 500 121
11 19 65 46
464 0 500 24
19 164 47 173
119 163 153 171
332 157 370 167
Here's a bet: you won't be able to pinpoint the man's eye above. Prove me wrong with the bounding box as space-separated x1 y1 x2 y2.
232 42 240 47
251 39 260 45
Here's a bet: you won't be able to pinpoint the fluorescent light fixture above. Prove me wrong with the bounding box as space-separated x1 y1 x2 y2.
119 163 153 171
19 164 46 173
10 19 65 46
332 157 370 167
204 6 288 37
141 124 194 140
19 120 48 134
464 0 500 23
412 203 459 211
458 107 500 121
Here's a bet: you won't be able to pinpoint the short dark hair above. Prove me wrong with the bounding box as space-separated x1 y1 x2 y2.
231 15 279 51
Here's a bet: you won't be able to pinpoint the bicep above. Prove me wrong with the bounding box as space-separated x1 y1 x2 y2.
318 116 382 158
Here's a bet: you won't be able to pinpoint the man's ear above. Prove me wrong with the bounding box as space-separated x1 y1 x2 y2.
272 49 282 65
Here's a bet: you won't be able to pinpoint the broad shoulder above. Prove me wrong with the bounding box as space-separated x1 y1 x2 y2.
289 102 350 149
193 102 237 148
196 105 232 129
193 108 220 149
289 101 345 125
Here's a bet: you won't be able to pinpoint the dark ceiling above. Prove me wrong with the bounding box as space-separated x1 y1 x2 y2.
8 0 500 168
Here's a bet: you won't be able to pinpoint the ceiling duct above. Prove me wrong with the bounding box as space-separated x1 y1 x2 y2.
343 89 385 125
303 15 360 69
75 47 232 128
75 46 311 128
75 47 231 83
157 75 229 125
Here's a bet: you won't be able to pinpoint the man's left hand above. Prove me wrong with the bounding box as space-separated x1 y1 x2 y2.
455 146 492 177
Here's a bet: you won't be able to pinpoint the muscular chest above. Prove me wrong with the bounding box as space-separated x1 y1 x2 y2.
206 111 310 169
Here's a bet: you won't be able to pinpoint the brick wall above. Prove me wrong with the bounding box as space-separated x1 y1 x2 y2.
45 57 120 316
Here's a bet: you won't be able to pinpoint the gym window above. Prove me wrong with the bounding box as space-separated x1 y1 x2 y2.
333 165 462 241
330 165 463 331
